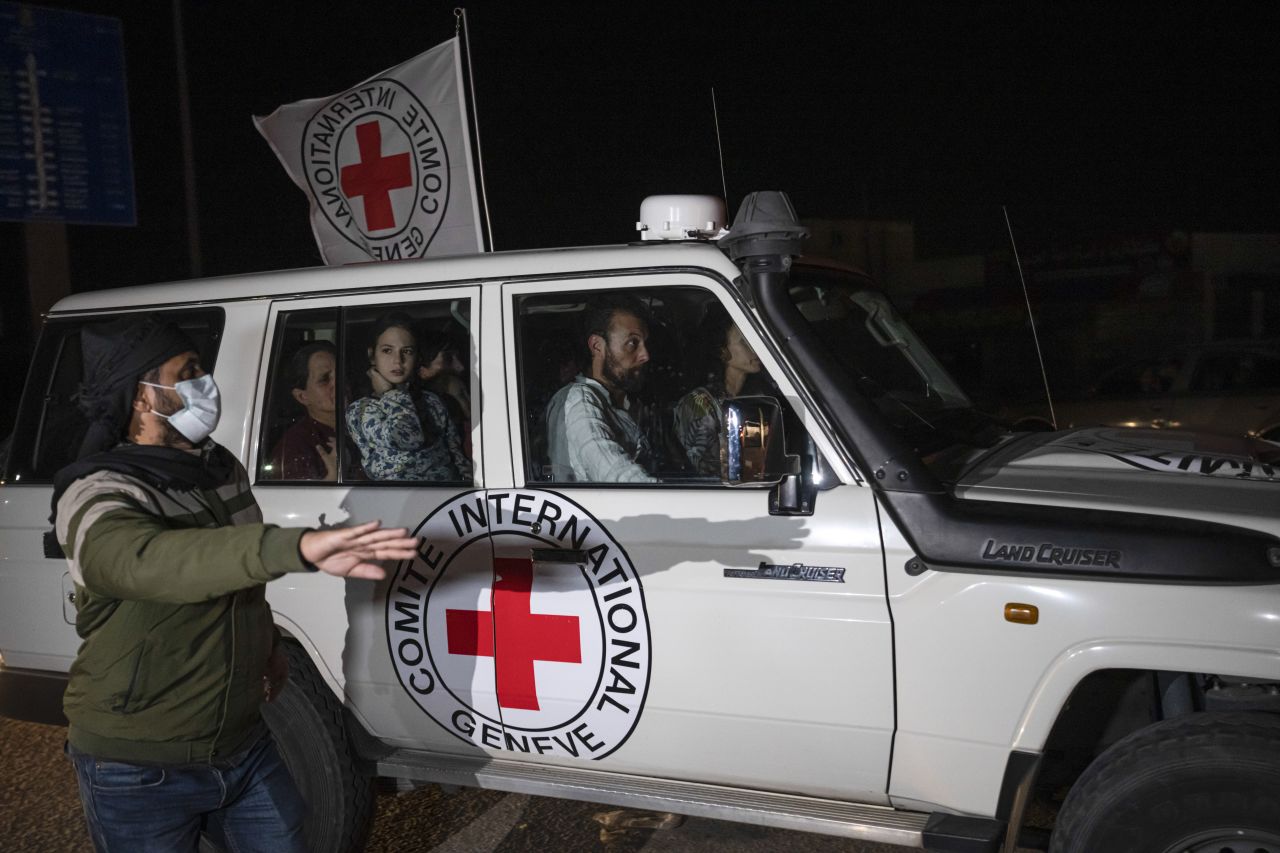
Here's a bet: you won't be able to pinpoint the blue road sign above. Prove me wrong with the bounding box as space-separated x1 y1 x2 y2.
0 2 135 225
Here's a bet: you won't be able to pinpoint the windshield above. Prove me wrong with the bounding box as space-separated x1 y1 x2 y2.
786 265 1004 460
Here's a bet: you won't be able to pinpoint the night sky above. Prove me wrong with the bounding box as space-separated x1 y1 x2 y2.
4 1 1277 281
0 1 1277 418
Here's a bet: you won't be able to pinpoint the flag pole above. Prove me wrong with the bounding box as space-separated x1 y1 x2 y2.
455 7 494 252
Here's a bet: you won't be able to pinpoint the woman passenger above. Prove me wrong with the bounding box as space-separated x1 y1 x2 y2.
674 306 764 476
416 328 472 451
268 341 338 480
346 313 471 482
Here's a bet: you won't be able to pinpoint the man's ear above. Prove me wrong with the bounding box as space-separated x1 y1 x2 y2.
587 333 605 359
132 383 150 412
291 387 308 407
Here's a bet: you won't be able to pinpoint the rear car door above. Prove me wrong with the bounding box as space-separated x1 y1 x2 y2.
250 286 509 757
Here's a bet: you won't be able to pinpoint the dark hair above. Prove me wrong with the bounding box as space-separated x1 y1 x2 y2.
579 294 651 364
287 341 337 392
356 311 419 399
366 311 417 353
691 303 735 386
414 323 459 368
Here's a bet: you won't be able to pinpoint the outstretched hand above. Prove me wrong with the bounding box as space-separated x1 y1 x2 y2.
299 521 418 581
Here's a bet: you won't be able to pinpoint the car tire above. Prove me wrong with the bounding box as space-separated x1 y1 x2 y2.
259 639 374 853
1049 711 1280 853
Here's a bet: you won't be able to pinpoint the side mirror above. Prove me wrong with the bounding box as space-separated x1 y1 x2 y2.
720 396 796 485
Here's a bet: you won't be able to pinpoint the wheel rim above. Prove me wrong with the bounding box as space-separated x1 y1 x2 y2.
1164 828 1280 853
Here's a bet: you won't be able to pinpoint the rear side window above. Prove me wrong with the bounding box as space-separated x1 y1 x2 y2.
4 309 224 484
257 298 474 485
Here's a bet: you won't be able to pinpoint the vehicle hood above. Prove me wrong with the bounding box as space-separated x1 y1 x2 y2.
954 427 1280 536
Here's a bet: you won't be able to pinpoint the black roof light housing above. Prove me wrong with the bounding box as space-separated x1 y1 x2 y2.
719 191 809 265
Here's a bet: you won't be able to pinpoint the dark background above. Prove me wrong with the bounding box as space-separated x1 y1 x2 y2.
2 1 1277 432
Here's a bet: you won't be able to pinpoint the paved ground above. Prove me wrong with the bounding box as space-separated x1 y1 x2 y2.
0 716 1035 852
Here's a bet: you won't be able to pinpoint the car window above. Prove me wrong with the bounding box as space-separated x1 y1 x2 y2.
1189 351 1280 394
4 309 224 484
258 300 474 485
515 285 814 486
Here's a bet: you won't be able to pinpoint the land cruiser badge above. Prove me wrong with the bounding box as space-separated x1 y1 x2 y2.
387 490 652 759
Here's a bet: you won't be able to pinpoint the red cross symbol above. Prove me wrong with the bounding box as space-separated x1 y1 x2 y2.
339 120 412 232
446 557 582 711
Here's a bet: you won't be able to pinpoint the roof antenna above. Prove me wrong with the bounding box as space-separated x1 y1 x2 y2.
711 88 730 211
1004 206 1057 429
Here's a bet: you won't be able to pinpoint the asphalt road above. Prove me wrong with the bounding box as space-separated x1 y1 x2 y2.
0 716 1024 853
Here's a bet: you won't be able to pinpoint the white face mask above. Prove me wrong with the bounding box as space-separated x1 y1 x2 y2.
141 374 221 443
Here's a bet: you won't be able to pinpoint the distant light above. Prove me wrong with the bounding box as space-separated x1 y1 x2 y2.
263 464 274 472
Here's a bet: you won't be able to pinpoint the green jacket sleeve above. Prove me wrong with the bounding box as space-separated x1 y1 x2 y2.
77 506 311 603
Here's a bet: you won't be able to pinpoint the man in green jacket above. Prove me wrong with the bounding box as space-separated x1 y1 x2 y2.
52 316 418 853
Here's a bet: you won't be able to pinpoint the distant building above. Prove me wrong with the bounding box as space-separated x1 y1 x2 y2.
803 217 1280 407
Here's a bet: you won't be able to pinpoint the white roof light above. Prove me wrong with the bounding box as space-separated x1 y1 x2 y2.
636 194 727 241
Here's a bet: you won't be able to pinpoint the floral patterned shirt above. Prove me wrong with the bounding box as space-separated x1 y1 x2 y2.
345 387 471 482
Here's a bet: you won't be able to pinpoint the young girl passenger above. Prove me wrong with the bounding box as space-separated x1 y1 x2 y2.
345 312 472 482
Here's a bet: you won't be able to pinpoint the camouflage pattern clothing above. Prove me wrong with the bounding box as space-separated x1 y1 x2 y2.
673 379 728 477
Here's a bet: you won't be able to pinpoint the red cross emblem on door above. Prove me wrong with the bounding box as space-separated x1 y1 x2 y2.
339 120 412 232
445 557 582 711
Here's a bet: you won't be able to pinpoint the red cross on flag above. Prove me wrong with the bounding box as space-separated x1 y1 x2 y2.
254 38 484 264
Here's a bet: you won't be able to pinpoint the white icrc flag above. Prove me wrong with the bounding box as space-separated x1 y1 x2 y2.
254 39 483 264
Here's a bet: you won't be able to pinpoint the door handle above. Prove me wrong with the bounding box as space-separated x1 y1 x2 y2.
530 548 587 565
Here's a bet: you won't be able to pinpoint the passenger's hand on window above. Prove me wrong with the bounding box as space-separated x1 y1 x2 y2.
317 437 337 481
368 367 394 396
300 521 418 580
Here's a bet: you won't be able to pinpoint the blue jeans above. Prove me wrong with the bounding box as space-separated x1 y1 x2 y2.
67 732 308 853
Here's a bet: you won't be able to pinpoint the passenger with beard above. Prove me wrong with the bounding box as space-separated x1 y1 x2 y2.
545 294 658 482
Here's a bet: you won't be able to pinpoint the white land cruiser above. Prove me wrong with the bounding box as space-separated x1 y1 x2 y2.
2 193 1278 853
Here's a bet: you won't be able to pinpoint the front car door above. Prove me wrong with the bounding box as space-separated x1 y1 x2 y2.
486 272 895 802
